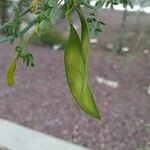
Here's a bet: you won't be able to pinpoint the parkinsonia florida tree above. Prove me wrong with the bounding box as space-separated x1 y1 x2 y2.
0 0 133 119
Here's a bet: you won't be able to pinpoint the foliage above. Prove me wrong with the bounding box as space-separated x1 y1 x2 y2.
28 29 66 47
0 0 134 119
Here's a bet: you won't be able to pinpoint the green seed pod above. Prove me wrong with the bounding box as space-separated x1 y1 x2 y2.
65 24 101 119
7 58 17 87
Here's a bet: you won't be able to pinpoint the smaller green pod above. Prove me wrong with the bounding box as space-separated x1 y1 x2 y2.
7 58 17 87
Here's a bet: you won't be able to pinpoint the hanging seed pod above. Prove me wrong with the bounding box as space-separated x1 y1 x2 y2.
65 24 101 119
7 57 17 87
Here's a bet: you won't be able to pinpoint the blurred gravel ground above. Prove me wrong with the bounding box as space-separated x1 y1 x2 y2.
0 43 150 150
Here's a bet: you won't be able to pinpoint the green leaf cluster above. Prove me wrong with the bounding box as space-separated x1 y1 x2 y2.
16 39 34 67
3 7 21 37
